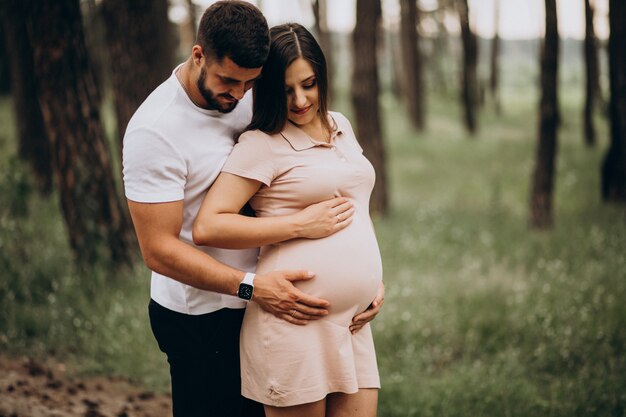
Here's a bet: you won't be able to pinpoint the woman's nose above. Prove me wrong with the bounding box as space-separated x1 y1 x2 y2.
293 89 307 107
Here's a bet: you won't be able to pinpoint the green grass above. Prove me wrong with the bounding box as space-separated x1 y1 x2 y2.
370 89 626 416
1 72 625 417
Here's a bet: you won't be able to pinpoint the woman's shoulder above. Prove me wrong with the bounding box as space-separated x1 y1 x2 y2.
237 129 275 145
328 111 354 132
235 129 286 153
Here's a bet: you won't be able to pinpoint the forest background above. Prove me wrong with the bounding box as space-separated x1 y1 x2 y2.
0 0 625 416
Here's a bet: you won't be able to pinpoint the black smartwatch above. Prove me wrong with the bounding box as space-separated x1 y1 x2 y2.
237 272 255 301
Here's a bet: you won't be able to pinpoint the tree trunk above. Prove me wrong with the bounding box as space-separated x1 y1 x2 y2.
313 0 333 101
430 7 451 96
601 0 626 202
400 0 425 130
583 0 600 147
530 0 559 229
490 0 501 114
352 0 388 216
457 0 478 134
186 0 198 40
82 0 107 100
101 0 174 156
26 0 136 267
0 0 53 193
390 30 405 99
0 13 10 95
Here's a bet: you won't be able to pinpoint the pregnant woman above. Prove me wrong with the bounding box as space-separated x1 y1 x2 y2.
193 23 383 417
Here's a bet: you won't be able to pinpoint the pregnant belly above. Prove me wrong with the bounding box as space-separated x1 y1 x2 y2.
257 220 382 322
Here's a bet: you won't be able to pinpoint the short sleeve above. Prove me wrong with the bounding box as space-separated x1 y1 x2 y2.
221 131 276 187
123 128 187 203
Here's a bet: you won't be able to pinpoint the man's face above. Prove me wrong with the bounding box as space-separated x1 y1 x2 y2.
197 56 262 113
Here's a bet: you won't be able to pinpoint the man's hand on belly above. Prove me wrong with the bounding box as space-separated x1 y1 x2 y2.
253 270 330 325
350 281 385 334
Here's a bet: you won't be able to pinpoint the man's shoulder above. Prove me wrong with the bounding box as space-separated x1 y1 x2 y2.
126 76 179 133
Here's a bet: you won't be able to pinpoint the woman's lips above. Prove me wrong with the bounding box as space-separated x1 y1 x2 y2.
291 105 311 115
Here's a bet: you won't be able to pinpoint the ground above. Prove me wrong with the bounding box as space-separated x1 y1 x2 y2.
0 354 172 417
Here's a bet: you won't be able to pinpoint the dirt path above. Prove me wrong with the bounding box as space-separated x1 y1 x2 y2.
0 354 172 417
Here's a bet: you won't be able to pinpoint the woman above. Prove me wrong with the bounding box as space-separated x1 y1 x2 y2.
194 23 382 417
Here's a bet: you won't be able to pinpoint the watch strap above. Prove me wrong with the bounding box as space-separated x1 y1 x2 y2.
242 272 256 286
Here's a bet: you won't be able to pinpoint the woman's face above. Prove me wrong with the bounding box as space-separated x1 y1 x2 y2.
284 58 319 128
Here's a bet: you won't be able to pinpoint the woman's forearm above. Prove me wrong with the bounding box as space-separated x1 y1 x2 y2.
193 212 301 249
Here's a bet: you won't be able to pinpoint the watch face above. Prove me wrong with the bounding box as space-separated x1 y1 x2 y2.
238 283 253 300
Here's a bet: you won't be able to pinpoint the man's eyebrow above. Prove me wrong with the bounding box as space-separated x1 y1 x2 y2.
219 74 262 83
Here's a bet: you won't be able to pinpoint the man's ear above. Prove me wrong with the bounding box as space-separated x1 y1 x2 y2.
191 45 204 66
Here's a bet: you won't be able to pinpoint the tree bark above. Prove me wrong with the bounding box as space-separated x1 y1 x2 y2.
490 0 501 114
583 0 600 147
400 0 425 130
101 0 174 156
352 0 388 216
0 13 10 95
530 0 559 229
457 0 478 134
186 0 198 40
430 6 451 96
26 0 136 267
601 0 626 202
0 0 53 193
313 0 333 101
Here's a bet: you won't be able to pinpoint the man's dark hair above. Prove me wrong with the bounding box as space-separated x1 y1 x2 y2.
197 1 269 68
248 23 331 135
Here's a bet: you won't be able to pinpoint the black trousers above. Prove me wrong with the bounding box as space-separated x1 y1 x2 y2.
149 299 265 417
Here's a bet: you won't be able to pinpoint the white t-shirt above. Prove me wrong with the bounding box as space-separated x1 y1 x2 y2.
123 66 258 315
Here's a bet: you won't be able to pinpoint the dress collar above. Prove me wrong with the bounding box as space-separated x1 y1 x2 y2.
280 114 343 151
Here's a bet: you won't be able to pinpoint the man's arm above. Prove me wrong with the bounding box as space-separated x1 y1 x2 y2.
128 200 329 325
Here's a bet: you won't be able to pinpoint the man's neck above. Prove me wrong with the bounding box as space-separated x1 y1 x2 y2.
176 60 204 108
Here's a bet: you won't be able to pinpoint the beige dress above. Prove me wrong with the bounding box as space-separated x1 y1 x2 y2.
222 112 382 407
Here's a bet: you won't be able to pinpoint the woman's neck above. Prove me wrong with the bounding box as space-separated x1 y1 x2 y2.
298 114 330 143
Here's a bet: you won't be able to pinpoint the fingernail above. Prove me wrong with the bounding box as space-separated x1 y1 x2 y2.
307 271 315 277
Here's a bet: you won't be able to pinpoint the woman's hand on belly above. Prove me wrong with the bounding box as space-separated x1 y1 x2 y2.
349 281 385 334
253 270 330 325
291 197 355 239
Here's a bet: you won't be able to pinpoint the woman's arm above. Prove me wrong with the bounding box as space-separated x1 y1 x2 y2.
193 172 354 249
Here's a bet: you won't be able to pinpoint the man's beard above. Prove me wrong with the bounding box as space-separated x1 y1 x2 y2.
197 67 239 113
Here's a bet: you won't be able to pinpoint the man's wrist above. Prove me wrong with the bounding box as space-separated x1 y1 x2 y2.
237 272 255 301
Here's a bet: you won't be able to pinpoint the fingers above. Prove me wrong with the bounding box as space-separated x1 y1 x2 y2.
335 207 355 223
350 307 377 331
287 307 322 322
282 271 330 308
279 310 310 326
295 290 331 311
331 199 353 212
329 196 350 208
350 289 385 333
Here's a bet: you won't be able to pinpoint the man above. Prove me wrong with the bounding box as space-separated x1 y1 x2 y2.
123 2 384 416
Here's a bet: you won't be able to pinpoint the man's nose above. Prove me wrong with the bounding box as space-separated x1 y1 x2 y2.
230 83 245 100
